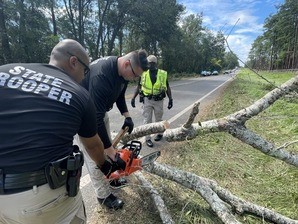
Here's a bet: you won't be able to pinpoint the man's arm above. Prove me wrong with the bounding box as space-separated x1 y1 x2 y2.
88 77 115 153
166 80 173 109
80 134 125 177
115 83 134 134
166 80 172 99
131 77 142 108
79 134 105 166
77 97 107 164
116 83 128 115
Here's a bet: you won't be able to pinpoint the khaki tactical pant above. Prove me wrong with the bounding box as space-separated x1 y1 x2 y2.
0 184 86 224
142 97 164 140
74 112 111 199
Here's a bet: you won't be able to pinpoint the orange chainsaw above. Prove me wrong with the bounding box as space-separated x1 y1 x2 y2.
108 140 161 181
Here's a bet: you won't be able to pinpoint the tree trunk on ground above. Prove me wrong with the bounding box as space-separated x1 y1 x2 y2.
121 74 298 223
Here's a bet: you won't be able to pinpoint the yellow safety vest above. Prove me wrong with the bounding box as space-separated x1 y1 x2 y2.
141 69 167 96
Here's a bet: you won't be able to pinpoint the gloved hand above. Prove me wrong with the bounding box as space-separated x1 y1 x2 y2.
114 152 126 170
121 117 134 133
131 98 135 108
168 98 173 109
97 158 117 177
97 153 126 177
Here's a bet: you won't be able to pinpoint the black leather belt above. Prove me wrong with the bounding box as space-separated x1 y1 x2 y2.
0 169 47 194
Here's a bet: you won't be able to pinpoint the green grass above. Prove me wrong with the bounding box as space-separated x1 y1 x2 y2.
155 70 298 223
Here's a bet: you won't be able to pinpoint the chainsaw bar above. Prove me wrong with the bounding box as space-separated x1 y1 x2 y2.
141 151 161 166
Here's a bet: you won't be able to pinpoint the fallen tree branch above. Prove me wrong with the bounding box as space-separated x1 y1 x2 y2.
134 172 174 224
276 140 298 150
226 75 298 124
122 121 169 144
144 162 298 224
120 75 297 222
209 183 298 224
144 163 241 224
183 102 200 128
123 75 298 167
226 124 298 167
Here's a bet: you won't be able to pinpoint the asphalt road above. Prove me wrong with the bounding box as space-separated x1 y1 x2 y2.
79 73 235 222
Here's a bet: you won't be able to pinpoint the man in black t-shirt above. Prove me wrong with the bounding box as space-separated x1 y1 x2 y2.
80 49 148 209
0 39 120 223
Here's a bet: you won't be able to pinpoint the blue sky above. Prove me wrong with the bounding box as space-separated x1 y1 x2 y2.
177 0 284 64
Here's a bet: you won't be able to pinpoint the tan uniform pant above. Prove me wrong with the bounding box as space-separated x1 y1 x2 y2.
142 98 164 140
74 112 111 199
0 184 86 224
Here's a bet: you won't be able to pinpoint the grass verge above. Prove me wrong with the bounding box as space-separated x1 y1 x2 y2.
154 70 297 223
91 70 297 224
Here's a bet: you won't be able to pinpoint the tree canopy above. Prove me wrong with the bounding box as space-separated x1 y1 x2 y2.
247 0 298 70
3 0 297 73
0 0 236 73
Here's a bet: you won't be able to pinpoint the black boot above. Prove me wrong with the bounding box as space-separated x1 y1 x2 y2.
154 134 163 141
97 193 124 210
146 139 154 147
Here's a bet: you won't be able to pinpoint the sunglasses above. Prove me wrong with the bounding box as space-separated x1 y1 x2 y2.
129 60 138 77
67 51 90 76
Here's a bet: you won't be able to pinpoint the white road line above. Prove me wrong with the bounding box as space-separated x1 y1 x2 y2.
167 76 233 124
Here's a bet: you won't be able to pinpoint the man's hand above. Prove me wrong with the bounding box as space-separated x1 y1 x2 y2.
121 117 134 133
168 99 173 109
97 153 126 177
97 158 117 177
131 98 135 108
114 153 126 170
105 146 116 160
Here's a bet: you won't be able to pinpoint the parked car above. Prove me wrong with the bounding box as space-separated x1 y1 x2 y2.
201 70 207 76
212 70 219 75
206 71 211 76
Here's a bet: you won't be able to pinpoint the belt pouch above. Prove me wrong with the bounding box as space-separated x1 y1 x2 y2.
45 157 69 189
66 148 84 197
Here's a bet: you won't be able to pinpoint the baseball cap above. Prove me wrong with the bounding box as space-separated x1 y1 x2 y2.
147 55 157 64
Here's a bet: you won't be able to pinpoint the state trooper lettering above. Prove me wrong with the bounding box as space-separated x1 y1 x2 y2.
0 66 72 105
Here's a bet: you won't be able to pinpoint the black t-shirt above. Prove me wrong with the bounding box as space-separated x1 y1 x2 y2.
81 56 128 148
0 63 97 173
149 69 158 85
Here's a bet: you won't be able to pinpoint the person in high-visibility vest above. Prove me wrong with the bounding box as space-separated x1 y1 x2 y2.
131 55 173 147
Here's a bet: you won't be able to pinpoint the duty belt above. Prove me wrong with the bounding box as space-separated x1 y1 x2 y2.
144 94 164 101
0 169 47 194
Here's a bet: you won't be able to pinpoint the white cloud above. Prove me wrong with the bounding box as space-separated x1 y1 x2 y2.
177 0 281 63
226 34 254 63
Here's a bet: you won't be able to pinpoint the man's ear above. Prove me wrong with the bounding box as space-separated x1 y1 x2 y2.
124 60 130 68
69 56 77 69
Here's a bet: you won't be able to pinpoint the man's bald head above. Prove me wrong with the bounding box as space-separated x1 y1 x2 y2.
50 39 88 64
49 39 90 83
